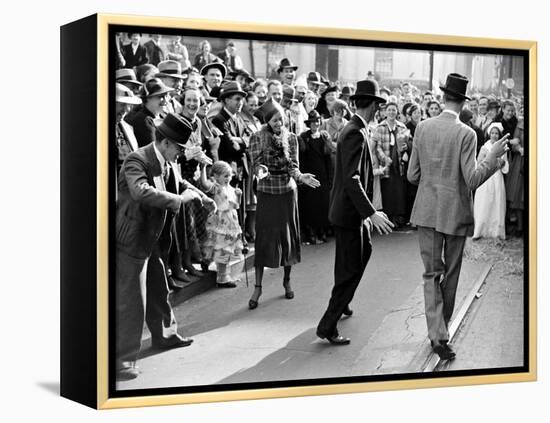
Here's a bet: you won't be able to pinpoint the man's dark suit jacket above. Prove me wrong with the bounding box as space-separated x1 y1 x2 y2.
328 115 376 228
143 40 165 66
211 108 248 174
116 143 193 260
122 43 149 69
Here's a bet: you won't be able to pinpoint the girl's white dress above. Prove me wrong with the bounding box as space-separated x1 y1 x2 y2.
473 141 509 239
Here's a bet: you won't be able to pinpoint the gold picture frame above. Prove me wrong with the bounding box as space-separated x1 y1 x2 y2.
60 13 537 409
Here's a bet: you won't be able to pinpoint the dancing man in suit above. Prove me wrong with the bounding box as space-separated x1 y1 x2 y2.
407 73 509 360
316 79 393 345
115 113 216 381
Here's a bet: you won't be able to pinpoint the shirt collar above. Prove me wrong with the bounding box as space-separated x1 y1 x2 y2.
442 109 459 118
224 107 236 119
153 142 167 171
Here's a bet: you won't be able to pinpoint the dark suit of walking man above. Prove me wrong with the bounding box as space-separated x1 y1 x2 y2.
407 73 509 360
316 80 393 345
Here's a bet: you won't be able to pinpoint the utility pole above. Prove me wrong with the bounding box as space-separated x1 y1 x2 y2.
429 50 434 91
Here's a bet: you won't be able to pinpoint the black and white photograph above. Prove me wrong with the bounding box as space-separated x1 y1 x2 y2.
110 24 529 396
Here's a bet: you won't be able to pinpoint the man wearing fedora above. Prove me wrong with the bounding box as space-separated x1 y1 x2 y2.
116 113 210 381
316 79 393 346
211 81 250 249
307 71 324 95
115 84 141 178
122 33 148 69
277 58 298 86
156 60 187 115
116 68 143 96
125 78 174 147
200 62 227 97
407 73 509 360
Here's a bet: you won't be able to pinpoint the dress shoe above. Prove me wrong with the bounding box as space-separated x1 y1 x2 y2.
116 361 139 381
151 334 193 350
171 267 193 283
248 285 262 309
185 265 205 277
217 281 237 288
432 341 456 360
167 275 187 290
342 305 353 317
316 329 351 345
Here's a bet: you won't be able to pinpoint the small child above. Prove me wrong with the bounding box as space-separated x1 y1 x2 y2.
473 122 509 239
200 161 244 288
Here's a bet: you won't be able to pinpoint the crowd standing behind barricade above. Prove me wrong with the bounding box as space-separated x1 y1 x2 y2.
115 32 525 295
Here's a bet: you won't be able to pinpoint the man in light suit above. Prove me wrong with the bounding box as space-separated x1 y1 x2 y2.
316 79 393 345
116 113 216 381
407 73 509 360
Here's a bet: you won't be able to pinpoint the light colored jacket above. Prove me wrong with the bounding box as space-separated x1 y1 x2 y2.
407 111 500 236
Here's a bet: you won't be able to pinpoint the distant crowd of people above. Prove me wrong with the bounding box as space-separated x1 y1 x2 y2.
114 32 525 380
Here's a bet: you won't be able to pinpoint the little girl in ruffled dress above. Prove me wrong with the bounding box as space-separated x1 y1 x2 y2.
200 160 244 288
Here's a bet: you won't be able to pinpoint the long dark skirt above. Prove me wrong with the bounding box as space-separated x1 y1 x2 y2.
380 173 407 216
254 189 301 268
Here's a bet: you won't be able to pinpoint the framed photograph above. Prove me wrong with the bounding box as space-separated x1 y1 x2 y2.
60 13 537 409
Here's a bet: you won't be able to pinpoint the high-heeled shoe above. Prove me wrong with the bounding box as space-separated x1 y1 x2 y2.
283 277 294 299
248 285 262 310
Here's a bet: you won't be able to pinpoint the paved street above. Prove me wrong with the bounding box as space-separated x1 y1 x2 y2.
117 231 522 391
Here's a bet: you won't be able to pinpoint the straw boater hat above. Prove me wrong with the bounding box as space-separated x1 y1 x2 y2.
439 73 471 101
277 58 298 73
156 113 194 147
156 60 187 80
200 62 227 79
116 83 142 105
115 68 143 87
142 78 174 98
350 79 386 103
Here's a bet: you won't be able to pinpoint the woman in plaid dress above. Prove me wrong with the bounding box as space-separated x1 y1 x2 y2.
247 101 320 309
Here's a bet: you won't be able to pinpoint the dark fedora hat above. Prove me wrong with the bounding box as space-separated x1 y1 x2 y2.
142 78 174 98
350 79 386 103
304 110 323 125
156 60 187 80
200 62 227 79
156 113 194 147
282 85 298 101
306 71 324 85
277 58 298 73
115 68 143 87
135 64 159 83
219 81 247 100
439 73 471 100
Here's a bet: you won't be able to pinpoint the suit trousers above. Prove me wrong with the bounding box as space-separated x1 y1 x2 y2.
317 224 372 337
417 226 466 343
115 246 179 363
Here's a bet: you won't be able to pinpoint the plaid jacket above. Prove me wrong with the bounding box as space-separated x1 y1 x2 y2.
249 125 302 194
372 119 411 177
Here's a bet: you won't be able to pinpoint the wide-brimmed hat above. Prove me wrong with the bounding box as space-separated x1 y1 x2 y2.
306 71 324 85
142 78 174 98
156 60 187 80
219 81 247 99
350 79 386 103
200 62 227 79
116 83 142 105
229 68 255 83
304 110 323 125
115 68 143 87
277 58 298 73
135 64 159 83
282 85 298 102
439 73 471 101
156 113 194 147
